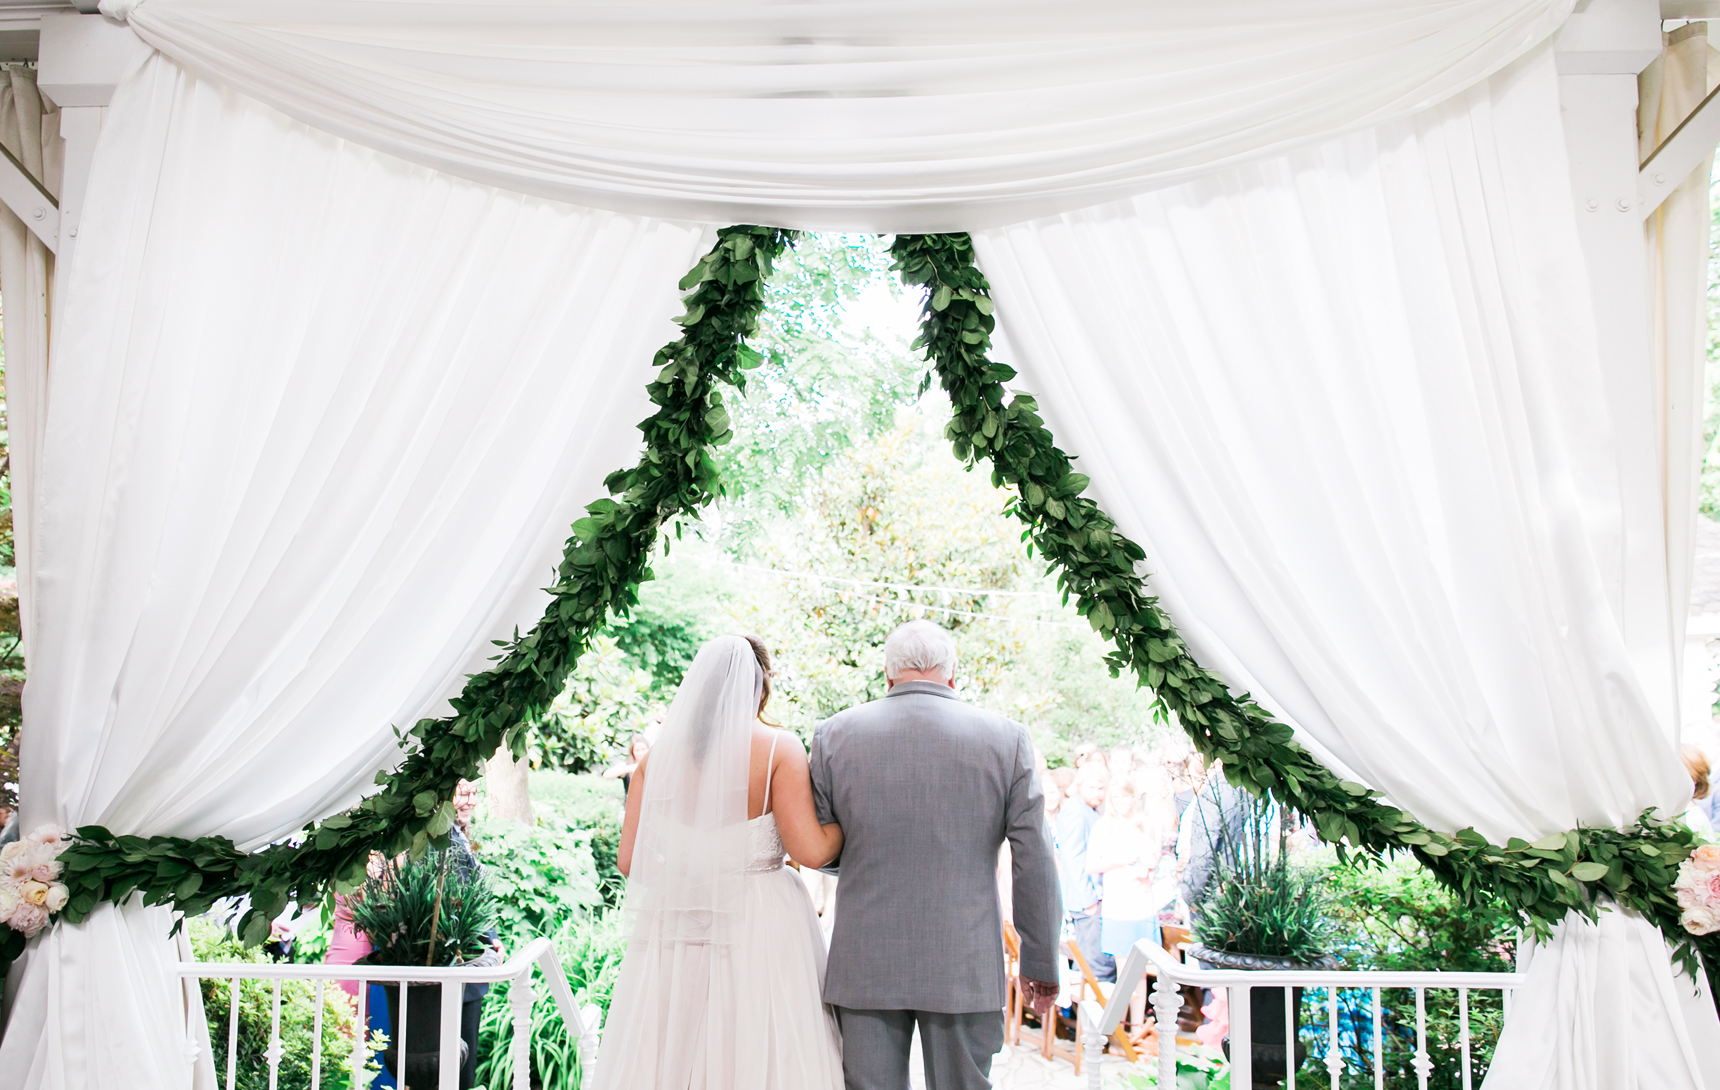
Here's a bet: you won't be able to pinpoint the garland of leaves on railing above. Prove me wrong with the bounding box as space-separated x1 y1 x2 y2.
4 228 1714 1006
886 231 1718 996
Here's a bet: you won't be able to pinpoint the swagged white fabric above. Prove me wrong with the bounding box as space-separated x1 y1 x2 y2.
973 45 1718 1089
0 54 708 1088
102 0 1577 231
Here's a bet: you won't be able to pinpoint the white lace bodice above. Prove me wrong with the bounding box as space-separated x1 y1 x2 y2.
744 813 787 874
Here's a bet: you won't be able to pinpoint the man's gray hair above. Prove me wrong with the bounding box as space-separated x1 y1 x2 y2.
883 619 959 681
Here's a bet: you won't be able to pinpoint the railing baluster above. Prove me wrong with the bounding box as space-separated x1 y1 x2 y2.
1326 986 1343 1087
1460 987 1472 1090
350 980 368 1085
1413 987 1431 1090
511 969 534 1090
398 980 409 1088
1372 987 1383 1090
439 977 465 1090
267 978 284 1090
311 980 324 1090
225 976 240 1090
1228 984 1252 1090
1082 1009 1104 1090
1151 970 1179 1089
1285 986 1295 1090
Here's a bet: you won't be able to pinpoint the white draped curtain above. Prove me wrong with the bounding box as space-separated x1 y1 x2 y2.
974 45 1716 1087
0 54 708 1085
4 1 1714 1088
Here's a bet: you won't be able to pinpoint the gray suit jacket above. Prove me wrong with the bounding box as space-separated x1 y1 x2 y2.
810 681 1062 1013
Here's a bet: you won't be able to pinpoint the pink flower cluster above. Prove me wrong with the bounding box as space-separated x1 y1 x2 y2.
1675 843 1720 935
0 825 70 938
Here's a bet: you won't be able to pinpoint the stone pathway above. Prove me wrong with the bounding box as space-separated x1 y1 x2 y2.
905 1032 1136 1089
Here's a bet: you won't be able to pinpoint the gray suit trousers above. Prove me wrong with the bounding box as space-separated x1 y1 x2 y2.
834 1006 1004 1090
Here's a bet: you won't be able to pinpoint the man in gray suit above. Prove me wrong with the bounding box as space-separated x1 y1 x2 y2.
810 620 1063 1090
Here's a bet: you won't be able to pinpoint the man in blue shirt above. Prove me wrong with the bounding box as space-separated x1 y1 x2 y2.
1055 765 1115 982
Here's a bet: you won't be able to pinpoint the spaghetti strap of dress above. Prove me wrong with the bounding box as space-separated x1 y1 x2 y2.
763 732 780 815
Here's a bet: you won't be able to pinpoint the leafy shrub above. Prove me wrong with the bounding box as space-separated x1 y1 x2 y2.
528 770 628 906
475 910 631 1090
1192 794 1335 962
289 905 332 965
190 918 382 1090
470 814 603 943
1110 1043 1232 1089
1194 862 1336 963
346 846 497 966
1293 852 1517 1090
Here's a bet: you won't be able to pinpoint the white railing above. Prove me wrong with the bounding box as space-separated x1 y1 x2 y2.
1078 939 1524 1090
178 936 602 1090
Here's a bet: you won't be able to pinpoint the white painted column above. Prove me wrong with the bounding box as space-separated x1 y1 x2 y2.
1555 0 1684 734
35 12 149 317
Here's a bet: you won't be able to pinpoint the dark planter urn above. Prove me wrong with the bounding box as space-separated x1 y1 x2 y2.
375 980 477 1090
1186 944 1339 1090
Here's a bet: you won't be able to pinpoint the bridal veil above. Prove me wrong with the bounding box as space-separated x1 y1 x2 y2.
597 634 762 1088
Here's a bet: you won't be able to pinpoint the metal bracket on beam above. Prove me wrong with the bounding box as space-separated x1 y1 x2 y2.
1639 80 1720 219
0 139 57 252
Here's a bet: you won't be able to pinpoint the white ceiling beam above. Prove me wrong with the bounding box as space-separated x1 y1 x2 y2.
1640 80 1720 218
1663 1 1720 16
37 11 147 107
0 137 55 251
1558 0 1662 73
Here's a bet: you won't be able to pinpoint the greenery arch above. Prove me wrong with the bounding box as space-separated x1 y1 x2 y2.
8 227 1713 997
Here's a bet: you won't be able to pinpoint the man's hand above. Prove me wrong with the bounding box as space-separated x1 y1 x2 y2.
1020 975 1060 1016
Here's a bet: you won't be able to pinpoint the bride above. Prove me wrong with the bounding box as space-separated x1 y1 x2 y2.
593 634 846 1090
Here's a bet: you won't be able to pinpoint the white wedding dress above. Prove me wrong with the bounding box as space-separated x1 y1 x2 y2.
592 639 844 1090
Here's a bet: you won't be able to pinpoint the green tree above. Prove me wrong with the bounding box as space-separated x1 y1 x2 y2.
528 635 654 773
714 233 926 543
715 407 1162 752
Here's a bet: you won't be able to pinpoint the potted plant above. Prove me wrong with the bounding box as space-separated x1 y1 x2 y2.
1186 790 1336 1089
347 846 499 1089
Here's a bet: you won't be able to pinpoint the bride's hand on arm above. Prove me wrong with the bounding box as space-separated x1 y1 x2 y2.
617 753 648 878
769 734 844 869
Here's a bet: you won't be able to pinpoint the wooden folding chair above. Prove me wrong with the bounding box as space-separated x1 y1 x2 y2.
1007 923 1080 1070
1158 924 1206 1036
1003 921 1025 1047
1064 936 1139 1063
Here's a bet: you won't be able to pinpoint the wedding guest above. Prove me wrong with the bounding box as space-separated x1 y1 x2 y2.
1073 741 1103 770
1162 744 1196 822
1087 776 1157 1024
1051 765 1077 801
1107 745 1135 779
603 734 652 796
1176 762 1249 914
1041 772 1064 822
1683 743 1714 836
1057 765 1115 981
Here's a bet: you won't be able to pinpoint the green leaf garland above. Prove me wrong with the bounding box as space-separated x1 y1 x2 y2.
32 225 791 948
7 226 1714 1013
886 230 1719 995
